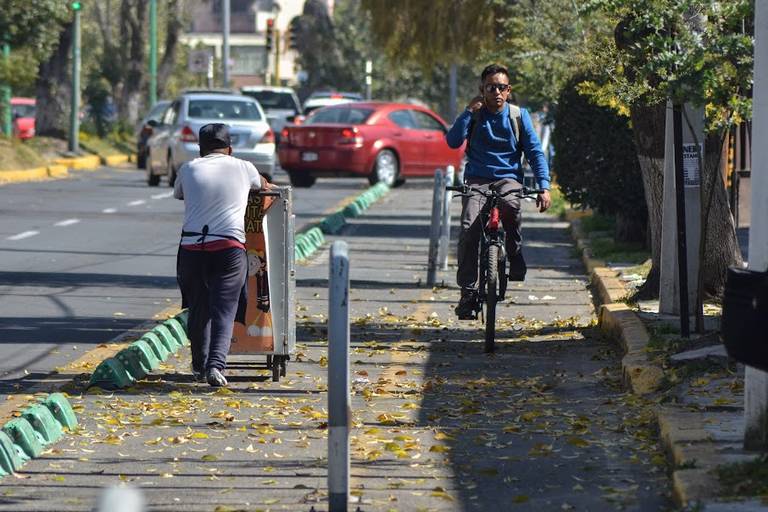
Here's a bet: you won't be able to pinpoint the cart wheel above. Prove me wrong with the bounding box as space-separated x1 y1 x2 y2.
280 357 287 377
272 361 280 382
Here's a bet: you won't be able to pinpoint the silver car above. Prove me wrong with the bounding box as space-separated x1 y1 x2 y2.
145 92 275 186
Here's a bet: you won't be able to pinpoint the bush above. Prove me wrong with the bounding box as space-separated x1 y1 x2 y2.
552 74 647 243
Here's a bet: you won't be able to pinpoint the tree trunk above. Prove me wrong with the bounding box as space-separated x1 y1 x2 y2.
115 0 148 125
698 130 743 297
629 102 666 298
157 0 184 97
35 22 73 139
615 211 647 245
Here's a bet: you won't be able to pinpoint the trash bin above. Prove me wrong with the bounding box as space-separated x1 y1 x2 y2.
230 186 296 382
721 266 768 370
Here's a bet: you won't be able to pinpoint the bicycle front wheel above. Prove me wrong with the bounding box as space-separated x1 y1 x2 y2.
485 244 499 353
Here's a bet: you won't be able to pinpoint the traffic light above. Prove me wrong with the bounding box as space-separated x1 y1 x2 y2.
265 18 274 52
71 1 82 10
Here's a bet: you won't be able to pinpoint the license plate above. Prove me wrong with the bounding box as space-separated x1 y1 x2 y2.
302 151 318 162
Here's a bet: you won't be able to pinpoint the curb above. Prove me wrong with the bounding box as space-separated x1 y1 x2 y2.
54 154 102 170
0 166 50 184
294 182 390 262
566 212 664 394
88 311 189 389
101 154 131 166
0 393 78 477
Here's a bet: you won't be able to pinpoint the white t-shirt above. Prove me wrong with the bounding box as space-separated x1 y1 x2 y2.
174 153 262 245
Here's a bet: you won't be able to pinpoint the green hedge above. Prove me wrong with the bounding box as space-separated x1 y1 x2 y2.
552 75 647 242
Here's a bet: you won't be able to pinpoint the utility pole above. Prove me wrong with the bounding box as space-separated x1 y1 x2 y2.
273 28 280 86
222 0 230 88
149 0 157 106
744 0 768 452
1 42 11 137
69 1 83 154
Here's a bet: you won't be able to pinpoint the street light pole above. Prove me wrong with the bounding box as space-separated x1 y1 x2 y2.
149 0 157 107
744 0 768 451
365 60 372 101
222 0 230 88
69 2 82 154
1 42 11 137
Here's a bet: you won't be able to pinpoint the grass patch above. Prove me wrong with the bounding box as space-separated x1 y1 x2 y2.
588 237 649 265
716 455 768 498
0 136 47 170
79 132 130 156
621 259 652 279
548 185 568 219
581 213 615 234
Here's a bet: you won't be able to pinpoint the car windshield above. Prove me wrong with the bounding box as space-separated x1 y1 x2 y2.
306 107 373 125
146 102 168 122
187 100 262 120
242 91 297 111
12 105 35 118
308 92 363 101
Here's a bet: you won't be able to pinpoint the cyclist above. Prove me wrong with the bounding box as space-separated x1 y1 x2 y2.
446 64 552 320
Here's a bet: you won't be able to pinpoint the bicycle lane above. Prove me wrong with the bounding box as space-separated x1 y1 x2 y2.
0 182 670 511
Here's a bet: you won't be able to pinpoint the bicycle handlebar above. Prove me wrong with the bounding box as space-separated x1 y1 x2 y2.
446 184 545 199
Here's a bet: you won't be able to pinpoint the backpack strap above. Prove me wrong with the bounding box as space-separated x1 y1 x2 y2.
465 110 482 157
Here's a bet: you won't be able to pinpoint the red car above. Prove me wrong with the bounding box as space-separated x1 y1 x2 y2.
11 98 35 139
278 101 464 188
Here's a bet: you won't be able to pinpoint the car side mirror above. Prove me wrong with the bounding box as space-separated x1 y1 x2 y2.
147 119 159 127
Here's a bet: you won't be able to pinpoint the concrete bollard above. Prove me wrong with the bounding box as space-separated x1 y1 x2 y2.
328 241 351 511
427 169 445 287
94 486 146 512
438 165 455 271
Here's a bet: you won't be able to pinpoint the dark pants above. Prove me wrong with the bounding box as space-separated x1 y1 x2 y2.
177 247 247 372
457 177 522 290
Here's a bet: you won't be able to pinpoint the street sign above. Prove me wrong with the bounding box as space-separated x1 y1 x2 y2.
188 50 212 74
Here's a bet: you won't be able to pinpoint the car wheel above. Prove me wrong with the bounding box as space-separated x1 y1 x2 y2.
167 157 177 188
137 149 147 170
369 149 398 187
288 172 316 188
147 152 160 186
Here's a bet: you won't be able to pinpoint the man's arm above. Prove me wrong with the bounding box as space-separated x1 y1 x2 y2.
173 164 185 199
519 109 552 212
445 106 477 149
245 161 263 190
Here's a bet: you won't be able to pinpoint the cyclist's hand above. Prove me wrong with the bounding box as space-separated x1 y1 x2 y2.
466 96 484 113
536 190 552 213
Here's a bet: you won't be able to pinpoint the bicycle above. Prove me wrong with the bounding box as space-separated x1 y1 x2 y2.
446 183 544 353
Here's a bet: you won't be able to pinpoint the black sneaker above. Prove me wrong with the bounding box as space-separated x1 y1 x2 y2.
508 251 527 281
455 290 478 320
192 365 206 383
206 368 228 387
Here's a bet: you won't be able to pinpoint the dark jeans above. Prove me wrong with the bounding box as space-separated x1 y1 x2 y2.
457 177 522 290
177 247 247 372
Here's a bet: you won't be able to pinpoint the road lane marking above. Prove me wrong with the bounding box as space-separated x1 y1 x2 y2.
7 230 40 241
151 191 173 200
54 219 80 227
128 200 146 206
102 208 117 213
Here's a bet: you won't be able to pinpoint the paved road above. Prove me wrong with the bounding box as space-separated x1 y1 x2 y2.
0 181 670 511
0 165 368 392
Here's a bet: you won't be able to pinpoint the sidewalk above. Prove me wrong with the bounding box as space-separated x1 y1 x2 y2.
0 181 670 511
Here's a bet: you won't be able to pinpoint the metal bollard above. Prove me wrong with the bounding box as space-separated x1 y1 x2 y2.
94 486 146 512
438 165 455 270
328 241 350 512
427 169 445 287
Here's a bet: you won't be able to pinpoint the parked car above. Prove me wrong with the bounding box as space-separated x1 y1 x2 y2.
278 101 464 188
240 85 301 142
136 100 171 169
145 92 275 187
11 97 35 139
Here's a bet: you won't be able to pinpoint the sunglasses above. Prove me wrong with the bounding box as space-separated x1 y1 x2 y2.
484 84 511 93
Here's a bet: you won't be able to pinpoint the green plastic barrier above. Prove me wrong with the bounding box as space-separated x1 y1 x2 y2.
153 324 182 353
141 332 171 361
175 310 189 331
43 393 78 431
22 404 63 444
163 318 188 346
0 431 22 474
3 418 43 459
130 339 161 371
115 347 149 381
89 358 134 389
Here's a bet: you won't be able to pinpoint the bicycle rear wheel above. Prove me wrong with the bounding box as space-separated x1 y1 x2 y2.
485 244 499 353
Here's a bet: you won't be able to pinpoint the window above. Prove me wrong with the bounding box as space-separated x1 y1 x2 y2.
147 103 168 123
411 110 445 132
242 90 299 112
388 110 416 129
306 107 373 125
187 100 262 120
230 46 266 76
164 101 180 125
